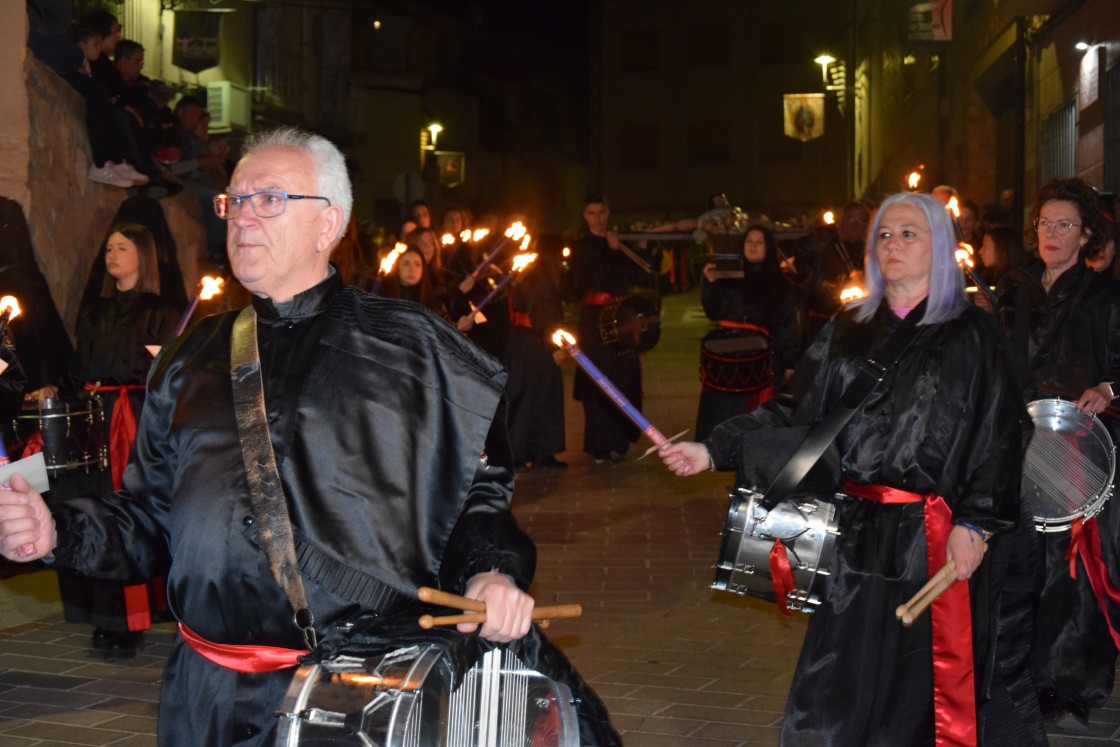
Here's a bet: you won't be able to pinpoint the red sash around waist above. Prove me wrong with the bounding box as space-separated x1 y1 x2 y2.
179 623 310 673
1065 517 1120 650
510 310 533 329
581 292 616 306
842 479 978 747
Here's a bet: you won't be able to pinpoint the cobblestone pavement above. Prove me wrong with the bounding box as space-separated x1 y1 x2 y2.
0 290 1117 745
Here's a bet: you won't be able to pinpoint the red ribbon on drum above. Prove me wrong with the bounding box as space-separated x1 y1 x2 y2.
769 540 797 616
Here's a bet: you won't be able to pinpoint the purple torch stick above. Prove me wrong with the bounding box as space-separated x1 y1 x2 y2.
473 252 537 314
172 276 225 338
464 222 527 285
552 329 669 448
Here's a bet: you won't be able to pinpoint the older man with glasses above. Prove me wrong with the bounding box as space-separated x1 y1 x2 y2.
0 128 618 746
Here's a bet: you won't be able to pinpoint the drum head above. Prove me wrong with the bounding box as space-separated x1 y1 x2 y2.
1023 399 1116 532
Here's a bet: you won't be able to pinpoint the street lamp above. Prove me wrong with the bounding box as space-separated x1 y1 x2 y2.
427 123 443 150
814 54 836 85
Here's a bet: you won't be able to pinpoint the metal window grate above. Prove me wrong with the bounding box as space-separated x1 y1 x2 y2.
1105 64 1120 195
1041 100 1076 182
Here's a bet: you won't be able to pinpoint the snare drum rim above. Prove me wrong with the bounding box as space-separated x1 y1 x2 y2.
1024 398 1117 532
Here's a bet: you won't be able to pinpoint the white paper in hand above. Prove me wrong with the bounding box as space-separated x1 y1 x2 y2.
0 453 50 494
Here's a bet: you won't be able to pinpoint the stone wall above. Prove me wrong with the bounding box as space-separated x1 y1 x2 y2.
23 56 205 336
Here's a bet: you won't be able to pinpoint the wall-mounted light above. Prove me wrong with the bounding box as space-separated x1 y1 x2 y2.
1075 41 1091 51
427 123 443 150
814 54 836 85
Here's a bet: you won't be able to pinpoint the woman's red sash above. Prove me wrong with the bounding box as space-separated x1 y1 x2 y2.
843 480 977 747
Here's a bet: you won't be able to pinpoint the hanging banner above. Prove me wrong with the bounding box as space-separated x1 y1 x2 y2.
173 11 222 74
909 1 952 42
783 94 825 142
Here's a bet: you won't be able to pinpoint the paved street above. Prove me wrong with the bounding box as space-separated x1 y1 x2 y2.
0 289 1117 745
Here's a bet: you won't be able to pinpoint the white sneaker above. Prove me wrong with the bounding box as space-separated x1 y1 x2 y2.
110 162 150 186
87 163 133 188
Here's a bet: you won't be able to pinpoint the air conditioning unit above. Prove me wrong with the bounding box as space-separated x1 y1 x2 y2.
205 81 250 133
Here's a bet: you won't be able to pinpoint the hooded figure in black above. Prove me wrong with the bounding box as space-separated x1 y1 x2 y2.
695 224 802 440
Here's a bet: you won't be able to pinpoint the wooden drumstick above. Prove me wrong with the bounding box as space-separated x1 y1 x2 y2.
417 586 485 613
896 543 988 627
418 604 583 630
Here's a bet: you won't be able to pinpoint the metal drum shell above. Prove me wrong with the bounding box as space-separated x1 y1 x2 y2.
7 396 107 475
275 643 580 746
712 487 840 613
1023 398 1116 533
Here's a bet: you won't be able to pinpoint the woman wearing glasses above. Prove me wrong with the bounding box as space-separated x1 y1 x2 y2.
661 192 1041 744
1000 177 1120 734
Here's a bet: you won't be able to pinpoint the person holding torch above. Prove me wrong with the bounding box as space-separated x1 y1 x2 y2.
660 192 1044 745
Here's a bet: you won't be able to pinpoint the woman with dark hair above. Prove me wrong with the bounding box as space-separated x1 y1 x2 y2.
65 221 179 658
695 224 801 440
375 244 449 319
978 225 1027 286
661 192 1043 744
998 177 1120 733
80 195 188 314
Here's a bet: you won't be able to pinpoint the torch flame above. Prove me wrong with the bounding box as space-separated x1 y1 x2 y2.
840 285 865 304
441 233 455 246
199 276 224 300
552 329 576 348
379 243 408 275
562 246 571 258
511 253 538 273
472 229 490 242
0 296 21 320
460 229 471 242
518 233 532 251
823 210 835 225
955 248 974 268
908 171 921 190
504 222 527 241
946 196 960 218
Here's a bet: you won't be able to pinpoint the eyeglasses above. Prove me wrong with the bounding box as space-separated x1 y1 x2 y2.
1034 218 1082 235
213 191 331 220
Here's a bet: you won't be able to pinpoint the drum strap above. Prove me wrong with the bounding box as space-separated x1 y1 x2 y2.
759 301 924 509
230 307 317 650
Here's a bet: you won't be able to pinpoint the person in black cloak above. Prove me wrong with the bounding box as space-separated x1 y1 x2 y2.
80 195 188 314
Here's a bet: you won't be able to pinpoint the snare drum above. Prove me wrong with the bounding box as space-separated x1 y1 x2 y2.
8 397 107 475
699 326 773 394
598 296 660 356
1022 398 1116 533
713 487 840 613
276 644 579 746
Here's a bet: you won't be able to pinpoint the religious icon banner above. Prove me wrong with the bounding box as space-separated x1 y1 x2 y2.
783 94 825 142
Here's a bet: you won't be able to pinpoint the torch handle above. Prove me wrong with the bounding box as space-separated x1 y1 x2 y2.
466 238 509 283
963 266 999 307
473 272 516 313
172 297 201 338
566 344 662 441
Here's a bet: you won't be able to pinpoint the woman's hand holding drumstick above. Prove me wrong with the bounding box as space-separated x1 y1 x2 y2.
896 529 989 627
417 586 582 630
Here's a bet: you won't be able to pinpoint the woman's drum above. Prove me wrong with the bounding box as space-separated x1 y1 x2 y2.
7 397 107 476
275 643 580 746
712 487 841 613
1022 398 1116 533
699 326 773 394
598 296 660 356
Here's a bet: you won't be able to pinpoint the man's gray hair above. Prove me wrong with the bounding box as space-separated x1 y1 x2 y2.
243 127 352 243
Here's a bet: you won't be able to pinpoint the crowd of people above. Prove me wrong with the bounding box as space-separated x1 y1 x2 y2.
8 16 1120 737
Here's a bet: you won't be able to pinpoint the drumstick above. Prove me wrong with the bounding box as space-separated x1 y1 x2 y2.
895 543 988 627
418 604 583 630
417 586 485 613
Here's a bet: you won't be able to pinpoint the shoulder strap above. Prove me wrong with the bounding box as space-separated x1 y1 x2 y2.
230 307 317 648
759 303 923 508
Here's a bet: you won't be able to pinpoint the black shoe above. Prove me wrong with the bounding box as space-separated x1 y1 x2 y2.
91 627 143 658
534 455 568 470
